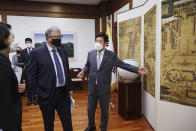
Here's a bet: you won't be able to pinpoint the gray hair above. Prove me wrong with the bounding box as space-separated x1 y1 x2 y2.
45 26 61 38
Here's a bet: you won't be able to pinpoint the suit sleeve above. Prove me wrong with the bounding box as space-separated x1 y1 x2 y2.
113 54 139 74
64 51 72 92
28 51 38 94
83 52 90 74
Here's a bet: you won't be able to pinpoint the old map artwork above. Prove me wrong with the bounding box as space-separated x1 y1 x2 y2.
144 5 156 97
161 0 196 107
119 16 141 64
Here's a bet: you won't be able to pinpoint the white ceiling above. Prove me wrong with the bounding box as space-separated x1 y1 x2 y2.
25 0 103 5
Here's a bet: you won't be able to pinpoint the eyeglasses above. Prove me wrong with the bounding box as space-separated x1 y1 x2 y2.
49 35 62 39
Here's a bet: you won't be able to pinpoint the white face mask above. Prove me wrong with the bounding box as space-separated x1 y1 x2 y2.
95 42 103 51
26 43 32 49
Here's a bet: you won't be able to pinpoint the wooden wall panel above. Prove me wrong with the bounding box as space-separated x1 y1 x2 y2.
0 0 133 40
101 16 106 33
0 0 100 38
0 1 99 18
95 17 100 36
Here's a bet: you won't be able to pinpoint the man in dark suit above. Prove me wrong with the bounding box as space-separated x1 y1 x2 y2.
29 26 73 131
77 32 148 131
21 38 37 106
0 22 25 131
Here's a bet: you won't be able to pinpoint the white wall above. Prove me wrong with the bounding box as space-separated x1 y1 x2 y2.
7 15 95 68
133 0 147 8
114 3 129 22
117 0 196 131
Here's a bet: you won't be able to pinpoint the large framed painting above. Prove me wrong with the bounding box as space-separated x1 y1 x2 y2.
119 16 142 64
161 0 196 107
32 31 77 61
144 5 156 97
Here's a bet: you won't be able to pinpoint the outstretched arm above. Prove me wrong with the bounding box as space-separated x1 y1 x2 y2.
113 55 148 75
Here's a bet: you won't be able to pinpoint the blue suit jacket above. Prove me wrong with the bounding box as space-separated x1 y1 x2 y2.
28 44 72 105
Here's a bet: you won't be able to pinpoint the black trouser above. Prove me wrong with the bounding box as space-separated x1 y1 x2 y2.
87 85 110 129
39 87 72 131
23 68 33 102
25 79 33 101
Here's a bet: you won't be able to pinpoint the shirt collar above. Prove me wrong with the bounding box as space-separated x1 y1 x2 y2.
27 48 32 51
46 42 57 52
97 48 105 55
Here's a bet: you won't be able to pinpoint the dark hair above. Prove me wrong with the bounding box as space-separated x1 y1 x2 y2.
96 32 109 43
0 23 10 50
25 38 32 42
0 22 12 29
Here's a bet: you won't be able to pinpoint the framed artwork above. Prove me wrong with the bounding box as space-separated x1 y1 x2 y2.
32 31 77 61
161 0 196 107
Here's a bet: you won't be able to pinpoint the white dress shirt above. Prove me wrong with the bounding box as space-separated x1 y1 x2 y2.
46 43 66 87
96 49 105 84
27 48 32 55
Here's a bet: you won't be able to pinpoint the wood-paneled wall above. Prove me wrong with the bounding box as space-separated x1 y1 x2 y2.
0 0 132 43
0 0 100 35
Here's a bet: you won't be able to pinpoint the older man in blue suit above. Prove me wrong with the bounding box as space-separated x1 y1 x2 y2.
29 26 73 131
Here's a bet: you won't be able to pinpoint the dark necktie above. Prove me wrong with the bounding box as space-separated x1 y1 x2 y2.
52 50 64 84
28 49 31 55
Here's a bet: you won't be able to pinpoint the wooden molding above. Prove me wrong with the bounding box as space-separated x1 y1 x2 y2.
129 0 133 9
99 0 129 16
0 11 7 23
0 1 100 18
101 16 106 33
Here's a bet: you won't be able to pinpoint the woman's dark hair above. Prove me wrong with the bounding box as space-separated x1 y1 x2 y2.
96 32 109 43
0 23 10 50
0 22 12 29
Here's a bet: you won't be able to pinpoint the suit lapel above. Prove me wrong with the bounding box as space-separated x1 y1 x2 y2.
25 48 29 56
92 50 98 71
43 44 56 75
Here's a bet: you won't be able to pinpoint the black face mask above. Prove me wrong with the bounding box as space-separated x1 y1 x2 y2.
51 38 61 47
16 50 21 54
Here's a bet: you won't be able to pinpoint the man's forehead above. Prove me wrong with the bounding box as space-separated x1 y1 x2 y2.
96 37 104 41
51 30 61 35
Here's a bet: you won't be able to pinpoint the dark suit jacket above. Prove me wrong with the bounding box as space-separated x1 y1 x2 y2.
20 48 32 77
28 44 72 105
0 52 21 131
83 49 139 95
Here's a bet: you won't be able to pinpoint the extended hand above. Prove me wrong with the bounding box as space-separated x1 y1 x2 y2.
77 71 84 78
138 67 148 75
18 80 26 93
